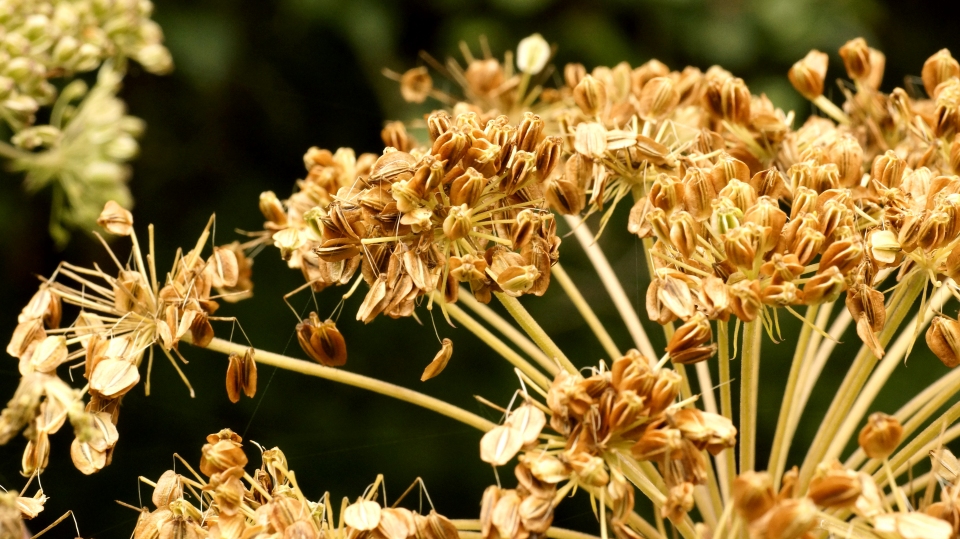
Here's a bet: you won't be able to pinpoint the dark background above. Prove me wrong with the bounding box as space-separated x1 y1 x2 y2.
2 0 959 536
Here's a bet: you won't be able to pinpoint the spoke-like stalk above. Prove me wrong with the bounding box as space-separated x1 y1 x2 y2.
768 303 819 490
824 284 950 465
798 271 925 491
739 319 762 473
444 300 553 389
612 449 698 539
201 338 495 433
563 215 657 361
552 263 622 361
495 292 576 374
716 321 736 500
456 292 554 373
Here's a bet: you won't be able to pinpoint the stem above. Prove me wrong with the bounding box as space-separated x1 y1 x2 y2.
812 96 851 125
444 300 553 389
451 520 602 539
717 320 736 501
456 292 554 374
563 215 657 361
201 338 495 433
552 263 622 361
495 292 576 374
824 284 950 465
797 270 925 492
739 319 762 473
882 458 908 513
768 303 819 490
612 451 697 539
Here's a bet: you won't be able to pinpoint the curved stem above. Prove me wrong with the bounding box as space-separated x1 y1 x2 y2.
456 291 555 374
201 338 495 433
739 319 762 474
444 300 553 390
495 292 576 374
552 263 622 361
563 215 657 361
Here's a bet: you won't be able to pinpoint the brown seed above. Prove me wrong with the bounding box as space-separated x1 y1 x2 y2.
97 200 134 236
788 50 828 100
573 75 606 116
731 471 774 522
400 67 432 103
421 338 453 381
839 38 872 81
858 412 903 459
344 499 382 531
766 498 816 539
296 312 347 367
637 76 679 121
922 49 960 98
927 316 960 368
152 470 183 508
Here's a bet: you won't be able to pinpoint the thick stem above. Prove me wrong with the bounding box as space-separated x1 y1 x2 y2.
552 263 622 361
739 319 762 473
768 303 819 490
201 338 495 432
563 215 658 361
797 271 925 492
456 292 554 374
444 300 553 389
495 292 577 374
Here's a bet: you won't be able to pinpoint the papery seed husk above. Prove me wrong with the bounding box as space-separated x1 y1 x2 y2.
491 490 522 539
858 412 903 459
71 438 106 475
505 403 546 446
90 358 140 398
97 200 134 236
927 316 960 368
875 512 954 539
421 338 453 381
152 470 183 508
226 354 242 403
480 425 524 466
344 499 381 531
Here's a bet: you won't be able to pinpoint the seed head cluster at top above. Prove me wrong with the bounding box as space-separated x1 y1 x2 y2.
4 29 960 539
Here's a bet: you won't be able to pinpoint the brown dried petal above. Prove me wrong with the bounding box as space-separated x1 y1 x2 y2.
97 200 134 236
421 338 453 381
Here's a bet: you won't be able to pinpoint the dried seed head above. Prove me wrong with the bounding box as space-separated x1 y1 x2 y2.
788 50 828 100
637 77 680 121
839 38 872 81
97 200 134 236
199 430 247 477
665 313 715 365
858 412 903 459
382 121 413 152
828 134 864 187
465 59 504 97
927 316 960 368
574 75 607 116
732 471 774 522
505 402 546 446
421 338 453 381
574 122 607 159
400 67 432 103
296 313 347 367
923 49 960 98
516 33 550 75
225 349 258 403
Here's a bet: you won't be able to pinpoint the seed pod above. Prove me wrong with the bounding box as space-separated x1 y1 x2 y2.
505 403 546 446
426 111 451 141
839 38 872 81
788 50 828 100
70 438 106 475
682 167 717 221
766 498 816 539
97 200 134 236
296 313 347 367
666 313 715 365
225 348 257 402
344 499 382 531
449 167 487 207
872 150 906 188
922 49 960 98
516 33 550 75
465 58 504 97
258 192 286 227
637 76 679 121
400 67 432 103
828 134 864 187
574 75 606 116
534 136 561 181
20 286 62 329
152 470 183 508
927 316 960 368
480 425 524 466
808 465 861 508
421 339 453 381
381 121 413 152
732 471 774 522
858 412 903 459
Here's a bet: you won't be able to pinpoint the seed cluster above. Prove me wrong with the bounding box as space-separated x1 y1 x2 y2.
2 204 254 476
133 429 461 539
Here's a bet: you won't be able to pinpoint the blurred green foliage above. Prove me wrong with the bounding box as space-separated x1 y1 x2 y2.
1 0 958 537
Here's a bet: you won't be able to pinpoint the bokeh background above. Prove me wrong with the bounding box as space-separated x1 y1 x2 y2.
2 0 960 536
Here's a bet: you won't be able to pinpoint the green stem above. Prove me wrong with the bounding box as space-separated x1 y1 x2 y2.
201 338 495 433
797 270 925 492
563 215 658 361
444 300 553 389
495 292 577 374
739 319 762 473
768 303 819 490
552 263 622 361
456 291 555 374
717 320 736 501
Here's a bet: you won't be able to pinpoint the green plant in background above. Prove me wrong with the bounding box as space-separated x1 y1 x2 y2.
3 18 960 539
0 0 171 245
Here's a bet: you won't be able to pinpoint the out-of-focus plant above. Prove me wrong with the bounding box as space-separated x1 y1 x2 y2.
0 0 171 245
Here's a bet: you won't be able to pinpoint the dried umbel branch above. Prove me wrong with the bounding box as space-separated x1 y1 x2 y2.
1 203 253 475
